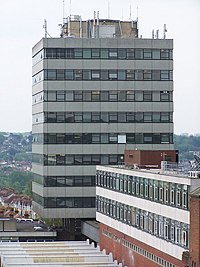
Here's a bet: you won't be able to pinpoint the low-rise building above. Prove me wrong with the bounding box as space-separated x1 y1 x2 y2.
96 162 200 267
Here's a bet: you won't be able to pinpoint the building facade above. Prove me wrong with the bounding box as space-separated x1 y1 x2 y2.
96 164 200 267
32 16 174 236
189 187 200 267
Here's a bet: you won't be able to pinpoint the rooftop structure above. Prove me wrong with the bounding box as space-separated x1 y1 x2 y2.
59 14 138 38
0 240 122 267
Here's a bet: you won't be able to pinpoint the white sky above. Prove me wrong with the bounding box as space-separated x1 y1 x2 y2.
0 0 199 134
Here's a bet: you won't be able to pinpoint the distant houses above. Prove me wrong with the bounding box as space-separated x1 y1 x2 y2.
0 188 33 219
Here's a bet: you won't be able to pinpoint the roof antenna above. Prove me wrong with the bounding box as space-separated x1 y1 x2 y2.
163 24 167 39
43 19 52 38
137 6 139 21
43 19 47 38
70 0 72 16
62 0 65 24
108 1 110 19
129 4 132 20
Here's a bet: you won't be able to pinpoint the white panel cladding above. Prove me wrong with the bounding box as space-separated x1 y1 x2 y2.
41 144 123 155
43 165 96 176
32 144 44 154
96 165 192 185
32 163 44 176
96 187 189 224
32 181 44 197
41 37 173 50
134 60 172 70
32 102 43 114
44 186 95 198
32 82 44 95
96 212 183 260
32 38 44 55
32 60 43 75
33 201 96 218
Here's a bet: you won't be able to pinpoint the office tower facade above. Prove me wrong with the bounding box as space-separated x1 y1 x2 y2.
32 16 174 236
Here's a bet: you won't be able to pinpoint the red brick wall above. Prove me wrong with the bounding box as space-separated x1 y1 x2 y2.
100 223 183 267
124 150 178 168
190 196 200 267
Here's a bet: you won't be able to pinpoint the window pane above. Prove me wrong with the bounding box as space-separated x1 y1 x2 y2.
91 70 100 80
74 70 82 80
118 49 126 59
92 48 100 58
74 48 82 58
135 92 143 101
126 70 134 80
118 112 126 122
118 70 126 80
57 91 65 101
65 70 73 80
101 70 108 80
144 92 152 101
135 49 143 59
160 91 170 101
135 113 143 122
48 92 56 101
127 91 134 101
144 49 152 59
101 49 109 59
135 70 143 80
144 112 152 122
109 49 117 59
109 70 117 80
83 49 91 58
83 70 91 80
143 70 152 80
48 70 56 80
127 48 134 59
109 91 117 101
101 91 109 101
83 91 91 101
152 70 160 80
101 134 109 143
57 69 65 80
161 70 169 80
118 91 126 101
66 91 74 101
152 49 160 59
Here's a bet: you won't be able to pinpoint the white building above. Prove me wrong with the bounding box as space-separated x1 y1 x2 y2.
96 164 200 267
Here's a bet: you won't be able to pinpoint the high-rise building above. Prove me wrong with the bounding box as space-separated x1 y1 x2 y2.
32 15 174 237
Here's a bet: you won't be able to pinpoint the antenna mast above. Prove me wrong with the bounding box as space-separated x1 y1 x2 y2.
43 19 52 38
108 1 110 19
70 0 72 16
43 19 47 38
63 0 65 24
163 24 167 39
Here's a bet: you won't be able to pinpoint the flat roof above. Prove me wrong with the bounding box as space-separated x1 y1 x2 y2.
0 240 121 267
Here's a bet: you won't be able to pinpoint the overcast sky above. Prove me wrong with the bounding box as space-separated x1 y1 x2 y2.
0 0 199 134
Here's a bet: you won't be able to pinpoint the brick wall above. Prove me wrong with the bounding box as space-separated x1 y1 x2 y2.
190 196 200 267
100 223 183 267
